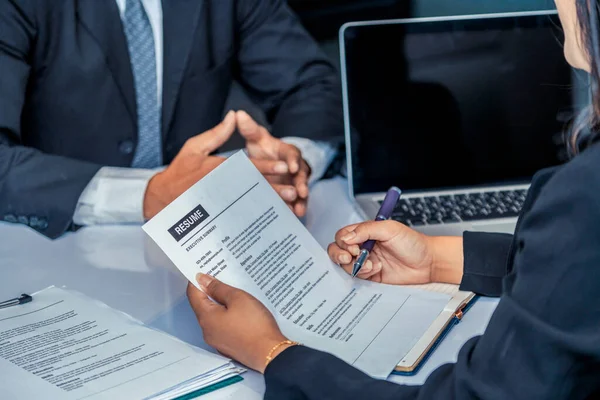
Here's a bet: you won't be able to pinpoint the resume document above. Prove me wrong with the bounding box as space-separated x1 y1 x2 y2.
144 152 453 379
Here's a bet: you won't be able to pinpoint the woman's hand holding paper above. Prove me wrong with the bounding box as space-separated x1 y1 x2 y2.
187 274 293 374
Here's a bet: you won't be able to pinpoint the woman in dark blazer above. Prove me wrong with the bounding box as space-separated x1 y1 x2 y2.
186 0 600 398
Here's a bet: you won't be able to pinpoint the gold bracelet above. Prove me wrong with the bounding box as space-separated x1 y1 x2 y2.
265 340 300 368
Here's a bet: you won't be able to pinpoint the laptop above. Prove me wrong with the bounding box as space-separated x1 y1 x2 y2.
340 10 585 235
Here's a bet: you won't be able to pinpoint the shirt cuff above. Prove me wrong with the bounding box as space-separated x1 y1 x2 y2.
281 138 337 185
73 166 161 226
459 231 514 297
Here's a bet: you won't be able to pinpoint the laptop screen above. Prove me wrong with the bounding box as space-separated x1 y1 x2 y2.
342 12 585 196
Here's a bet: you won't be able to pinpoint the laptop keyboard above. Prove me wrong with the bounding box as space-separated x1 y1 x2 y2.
382 189 528 227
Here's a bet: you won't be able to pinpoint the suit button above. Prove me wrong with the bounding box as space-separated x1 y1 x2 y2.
3 214 17 223
119 139 135 155
27 216 47 230
38 218 48 230
29 216 41 228
17 215 29 225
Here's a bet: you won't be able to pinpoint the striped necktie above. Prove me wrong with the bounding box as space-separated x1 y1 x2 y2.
123 0 162 168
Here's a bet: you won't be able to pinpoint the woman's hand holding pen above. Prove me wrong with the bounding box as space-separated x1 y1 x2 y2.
327 220 465 285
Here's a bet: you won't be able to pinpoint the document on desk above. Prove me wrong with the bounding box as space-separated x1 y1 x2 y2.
143 152 453 379
0 287 244 400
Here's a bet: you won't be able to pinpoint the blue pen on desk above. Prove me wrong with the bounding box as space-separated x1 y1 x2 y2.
351 187 402 277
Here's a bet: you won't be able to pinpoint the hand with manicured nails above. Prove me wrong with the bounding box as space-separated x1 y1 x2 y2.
237 111 311 217
327 220 465 285
187 274 292 374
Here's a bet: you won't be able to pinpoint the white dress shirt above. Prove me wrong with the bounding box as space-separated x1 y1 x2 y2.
73 0 335 226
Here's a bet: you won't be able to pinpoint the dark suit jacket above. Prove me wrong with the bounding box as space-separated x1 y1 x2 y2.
264 142 600 399
0 0 343 239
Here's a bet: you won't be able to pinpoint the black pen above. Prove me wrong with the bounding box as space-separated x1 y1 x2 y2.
0 294 33 310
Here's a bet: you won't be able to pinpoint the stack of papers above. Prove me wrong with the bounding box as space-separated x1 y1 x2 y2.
0 287 245 400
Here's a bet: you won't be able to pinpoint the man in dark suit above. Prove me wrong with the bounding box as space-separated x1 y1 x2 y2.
0 0 343 239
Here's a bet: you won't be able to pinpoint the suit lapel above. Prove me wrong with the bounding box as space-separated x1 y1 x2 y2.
162 0 206 137
76 0 137 128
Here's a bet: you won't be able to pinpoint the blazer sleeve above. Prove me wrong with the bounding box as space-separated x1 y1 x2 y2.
459 231 513 297
234 0 344 143
0 1 101 239
264 152 600 399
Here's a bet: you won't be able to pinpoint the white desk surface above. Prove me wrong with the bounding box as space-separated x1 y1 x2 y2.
0 177 499 396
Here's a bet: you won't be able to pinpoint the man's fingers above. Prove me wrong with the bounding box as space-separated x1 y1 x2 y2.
279 143 301 174
293 200 307 218
272 184 298 202
196 274 239 306
339 220 401 245
188 111 236 155
293 163 310 199
251 159 289 175
237 110 269 142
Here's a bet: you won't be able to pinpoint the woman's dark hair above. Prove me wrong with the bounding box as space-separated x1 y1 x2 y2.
570 0 600 156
